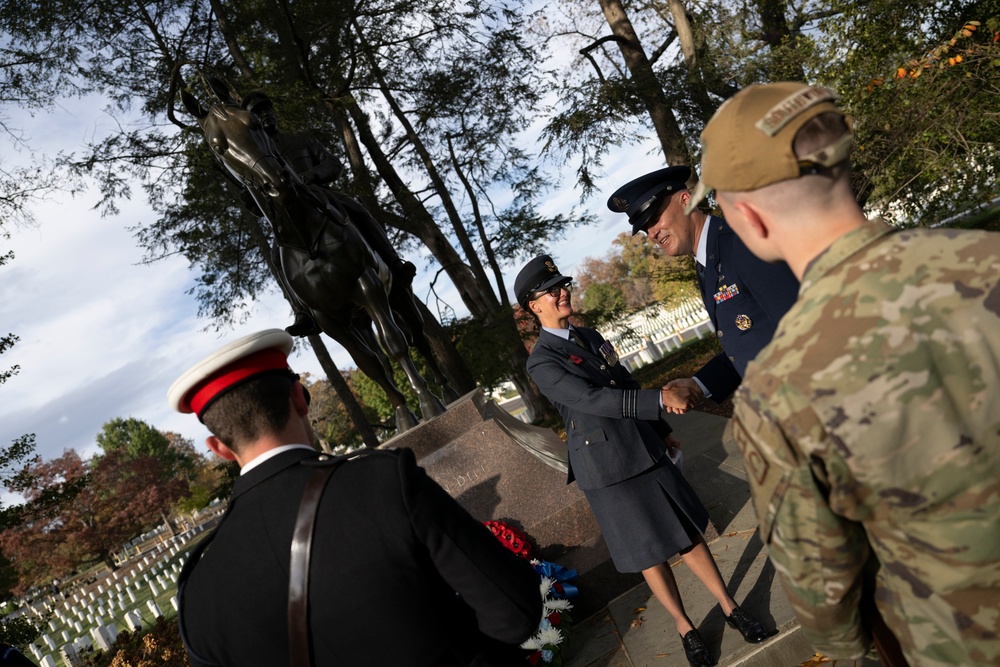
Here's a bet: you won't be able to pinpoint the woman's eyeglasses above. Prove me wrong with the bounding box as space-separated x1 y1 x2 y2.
532 283 573 300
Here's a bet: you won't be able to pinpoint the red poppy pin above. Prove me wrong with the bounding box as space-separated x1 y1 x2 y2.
569 354 583 365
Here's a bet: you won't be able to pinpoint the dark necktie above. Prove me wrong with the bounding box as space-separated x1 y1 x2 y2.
696 262 705 291
569 329 587 351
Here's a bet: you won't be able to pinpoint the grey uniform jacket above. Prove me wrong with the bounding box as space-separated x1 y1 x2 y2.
527 327 670 490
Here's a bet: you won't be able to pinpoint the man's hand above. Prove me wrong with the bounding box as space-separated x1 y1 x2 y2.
661 378 704 414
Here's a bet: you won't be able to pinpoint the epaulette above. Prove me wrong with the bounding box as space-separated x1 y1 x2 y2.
299 447 395 467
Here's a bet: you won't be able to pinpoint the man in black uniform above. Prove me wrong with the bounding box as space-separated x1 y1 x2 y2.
169 329 541 666
607 166 799 411
241 92 417 336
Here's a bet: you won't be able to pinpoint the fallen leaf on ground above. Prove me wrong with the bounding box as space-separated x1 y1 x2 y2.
633 606 647 614
630 617 645 629
799 654 832 667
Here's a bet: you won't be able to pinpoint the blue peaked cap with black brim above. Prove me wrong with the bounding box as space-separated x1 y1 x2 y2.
607 165 692 235
514 255 572 308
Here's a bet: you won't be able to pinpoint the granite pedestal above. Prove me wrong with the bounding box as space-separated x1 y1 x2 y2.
381 390 668 616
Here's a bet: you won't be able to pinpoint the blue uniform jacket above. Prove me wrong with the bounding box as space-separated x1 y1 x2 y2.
694 216 799 400
527 327 670 490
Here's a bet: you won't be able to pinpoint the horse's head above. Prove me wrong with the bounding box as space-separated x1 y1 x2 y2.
181 90 290 202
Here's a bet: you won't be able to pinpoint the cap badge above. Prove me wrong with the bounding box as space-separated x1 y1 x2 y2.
713 284 740 304
735 314 753 331
611 196 630 212
544 260 558 273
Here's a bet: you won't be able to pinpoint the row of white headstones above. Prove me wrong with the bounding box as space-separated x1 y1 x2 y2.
11 509 223 667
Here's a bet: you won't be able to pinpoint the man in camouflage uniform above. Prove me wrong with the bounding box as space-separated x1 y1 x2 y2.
684 81 1000 667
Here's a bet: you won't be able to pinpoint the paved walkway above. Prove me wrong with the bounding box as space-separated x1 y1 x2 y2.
560 411 881 667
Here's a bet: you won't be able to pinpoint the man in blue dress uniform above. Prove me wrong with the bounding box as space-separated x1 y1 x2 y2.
607 166 799 410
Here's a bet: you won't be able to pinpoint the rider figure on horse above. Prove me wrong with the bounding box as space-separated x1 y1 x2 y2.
241 91 417 337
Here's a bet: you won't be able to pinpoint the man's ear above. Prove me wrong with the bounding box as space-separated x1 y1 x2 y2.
678 190 691 211
290 381 310 417
206 435 237 461
730 199 771 241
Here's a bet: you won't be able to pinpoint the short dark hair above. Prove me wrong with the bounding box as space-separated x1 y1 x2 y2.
201 372 296 451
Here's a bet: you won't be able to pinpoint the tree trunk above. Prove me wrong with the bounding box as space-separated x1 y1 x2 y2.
332 111 478 392
352 19 498 299
597 0 692 167
413 299 477 393
753 0 805 81
342 101 497 318
306 334 381 448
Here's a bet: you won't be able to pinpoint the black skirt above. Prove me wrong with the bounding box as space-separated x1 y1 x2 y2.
582 456 709 572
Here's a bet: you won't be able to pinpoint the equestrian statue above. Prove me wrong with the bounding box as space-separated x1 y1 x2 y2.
179 83 454 432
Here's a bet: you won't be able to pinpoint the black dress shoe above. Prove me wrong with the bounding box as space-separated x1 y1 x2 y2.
285 311 322 337
725 606 768 643
680 629 715 667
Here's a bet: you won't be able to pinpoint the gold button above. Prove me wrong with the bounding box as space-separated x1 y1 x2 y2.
610 380 616 386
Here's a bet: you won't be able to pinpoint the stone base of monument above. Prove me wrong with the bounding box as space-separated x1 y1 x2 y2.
380 389 651 618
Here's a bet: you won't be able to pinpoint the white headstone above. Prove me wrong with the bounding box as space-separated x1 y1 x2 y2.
90 626 111 651
146 599 163 618
61 631 70 642
73 621 82 633
125 610 143 632
60 645 78 666
74 635 92 653
148 581 158 597
103 623 119 645
39 656 56 667
41 634 56 650
170 596 179 611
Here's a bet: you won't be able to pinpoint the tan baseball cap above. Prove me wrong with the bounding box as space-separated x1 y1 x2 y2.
685 82 853 214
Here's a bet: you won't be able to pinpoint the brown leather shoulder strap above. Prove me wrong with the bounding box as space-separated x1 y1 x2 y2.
288 461 341 667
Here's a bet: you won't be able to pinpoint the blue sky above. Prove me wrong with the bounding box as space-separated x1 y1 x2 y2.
0 90 666 474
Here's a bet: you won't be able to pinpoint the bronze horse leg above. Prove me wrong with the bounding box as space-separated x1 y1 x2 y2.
386 286 461 403
354 267 447 421
312 312 421 433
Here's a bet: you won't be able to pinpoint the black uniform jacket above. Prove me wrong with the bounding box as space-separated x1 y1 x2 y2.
527 327 670 490
694 216 799 400
179 447 541 667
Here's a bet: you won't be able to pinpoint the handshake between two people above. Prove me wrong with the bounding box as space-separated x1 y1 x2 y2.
659 378 703 415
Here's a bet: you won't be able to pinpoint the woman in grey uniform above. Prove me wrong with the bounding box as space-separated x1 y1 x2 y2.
516 255 768 667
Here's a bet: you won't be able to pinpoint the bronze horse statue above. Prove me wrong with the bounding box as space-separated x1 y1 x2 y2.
180 88 452 431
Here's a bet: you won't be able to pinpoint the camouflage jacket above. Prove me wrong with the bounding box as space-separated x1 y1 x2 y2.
731 222 1000 667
